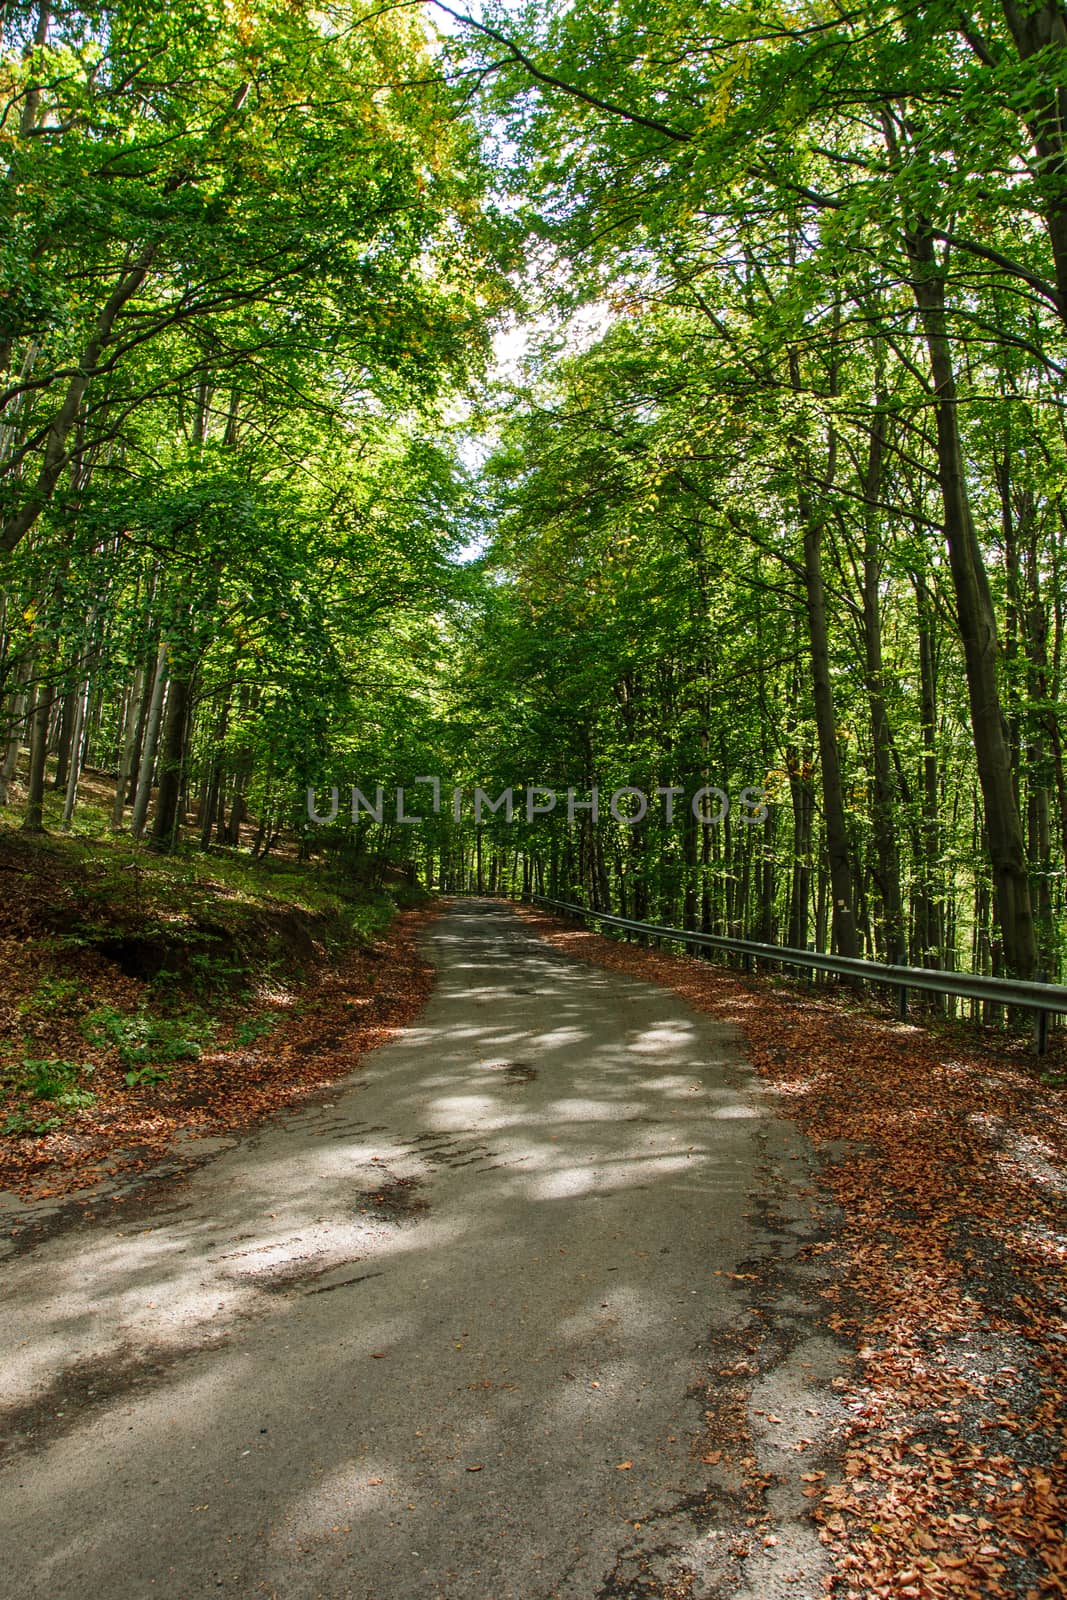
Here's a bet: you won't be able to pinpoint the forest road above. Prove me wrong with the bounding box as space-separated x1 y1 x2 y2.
0 898 844 1600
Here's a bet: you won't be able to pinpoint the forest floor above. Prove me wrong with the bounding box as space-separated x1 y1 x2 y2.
0 786 436 1212
516 903 1067 1600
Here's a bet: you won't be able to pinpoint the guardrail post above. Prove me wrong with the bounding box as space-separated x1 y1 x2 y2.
897 984 908 1021
1034 971 1049 1056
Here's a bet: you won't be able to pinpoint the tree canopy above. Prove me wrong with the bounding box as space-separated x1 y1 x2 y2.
3 0 1067 983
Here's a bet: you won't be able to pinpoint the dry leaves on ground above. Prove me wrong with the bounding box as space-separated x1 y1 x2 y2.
517 904 1067 1600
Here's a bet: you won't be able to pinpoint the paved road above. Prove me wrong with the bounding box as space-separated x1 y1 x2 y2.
0 900 839 1599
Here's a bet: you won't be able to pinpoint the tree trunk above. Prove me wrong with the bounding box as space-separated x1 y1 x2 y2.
130 642 168 840
51 689 76 791
0 656 31 806
21 682 50 832
913 574 945 968
801 508 860 957
906 222 1037 976
149 671 191 851
224 761 250 846
860 414 905 962
199 691 230 848
18 4 53 138
111 660 146 828
758 803 776 942
787 741 815 949
60 676 91 831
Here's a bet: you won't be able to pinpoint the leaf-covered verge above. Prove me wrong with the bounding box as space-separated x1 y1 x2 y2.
0 808 438 1204
517 904 1067 1600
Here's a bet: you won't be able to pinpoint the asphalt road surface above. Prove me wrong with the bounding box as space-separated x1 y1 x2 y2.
0 899 843 1599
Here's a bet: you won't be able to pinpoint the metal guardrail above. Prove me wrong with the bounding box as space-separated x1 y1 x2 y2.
526 895 1067 1055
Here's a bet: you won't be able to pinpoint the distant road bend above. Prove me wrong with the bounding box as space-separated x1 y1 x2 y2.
0 898 843 1600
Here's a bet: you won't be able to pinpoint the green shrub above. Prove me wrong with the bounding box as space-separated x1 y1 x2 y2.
121 1063 174 1088
3 1109 63 1137
232 1013 277 1047
0 1056 96 1137
82 1004 214 1081
14 1056 96 1107
16 977 84 1016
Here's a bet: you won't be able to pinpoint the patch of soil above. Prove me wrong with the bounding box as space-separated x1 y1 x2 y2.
0 829 343 978
359 1174 428 1221
483 1059 538 1084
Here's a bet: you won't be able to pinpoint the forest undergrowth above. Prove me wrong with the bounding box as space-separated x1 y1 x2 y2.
0 776 437 1205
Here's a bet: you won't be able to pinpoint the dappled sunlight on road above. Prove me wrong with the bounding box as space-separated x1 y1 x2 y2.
0 898 818 1600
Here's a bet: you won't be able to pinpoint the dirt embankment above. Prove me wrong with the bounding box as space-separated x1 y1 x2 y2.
0 829 438 1203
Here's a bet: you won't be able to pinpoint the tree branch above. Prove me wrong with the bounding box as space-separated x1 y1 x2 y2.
431 2 693 144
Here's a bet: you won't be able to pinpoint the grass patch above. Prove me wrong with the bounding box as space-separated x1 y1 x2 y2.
232 1013 278 1048
16 976 85 1016
81 1004 214 1086
1 1055 96 1135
